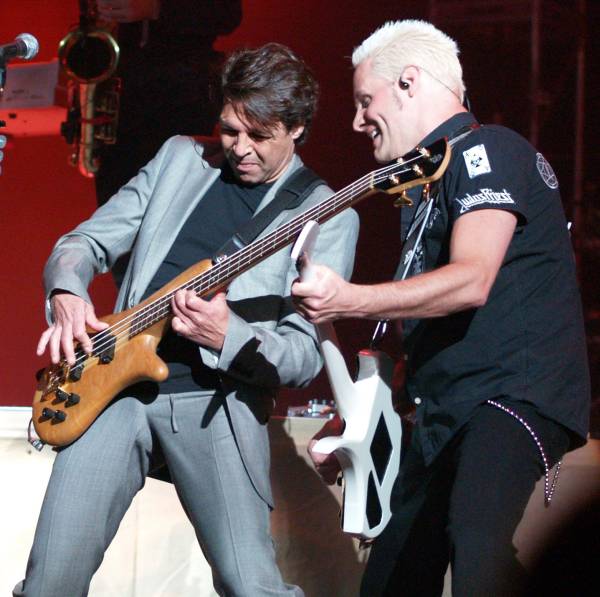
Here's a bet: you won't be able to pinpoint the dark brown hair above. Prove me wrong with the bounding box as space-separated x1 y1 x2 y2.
221 43 318 145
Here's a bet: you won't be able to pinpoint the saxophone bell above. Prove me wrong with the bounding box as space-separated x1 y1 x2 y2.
58 5 120 178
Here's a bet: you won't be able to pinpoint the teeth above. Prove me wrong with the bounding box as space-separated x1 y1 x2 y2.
369 129 380 139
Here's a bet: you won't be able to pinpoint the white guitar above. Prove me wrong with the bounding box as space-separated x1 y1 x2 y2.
291 221 402 539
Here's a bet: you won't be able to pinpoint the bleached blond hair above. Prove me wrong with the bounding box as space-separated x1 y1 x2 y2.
352 20 466 103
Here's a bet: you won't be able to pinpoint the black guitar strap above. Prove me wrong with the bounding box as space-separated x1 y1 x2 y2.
214 166 325 261
395 124 478 280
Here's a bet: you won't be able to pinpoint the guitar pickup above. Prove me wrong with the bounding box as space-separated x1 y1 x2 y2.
92 332 116 364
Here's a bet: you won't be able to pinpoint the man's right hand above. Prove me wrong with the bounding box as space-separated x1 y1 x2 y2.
308 414 344 485
37 292 108 366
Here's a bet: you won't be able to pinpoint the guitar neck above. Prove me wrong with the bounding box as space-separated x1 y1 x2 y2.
127 174 378 337
116 139 450 340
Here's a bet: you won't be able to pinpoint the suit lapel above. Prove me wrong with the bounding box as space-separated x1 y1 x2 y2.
128 142 223 304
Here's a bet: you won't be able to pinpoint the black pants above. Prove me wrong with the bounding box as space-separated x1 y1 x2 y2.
361 402 570 597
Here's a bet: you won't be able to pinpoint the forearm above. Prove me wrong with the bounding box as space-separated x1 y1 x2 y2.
44 237 102 299
341 261 491 321
334 210 517 322
216 219 357 387
44 136 172 301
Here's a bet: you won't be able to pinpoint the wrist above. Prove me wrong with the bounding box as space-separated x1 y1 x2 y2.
49 288 74 300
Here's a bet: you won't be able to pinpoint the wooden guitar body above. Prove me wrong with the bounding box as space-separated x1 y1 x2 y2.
32 258 215 446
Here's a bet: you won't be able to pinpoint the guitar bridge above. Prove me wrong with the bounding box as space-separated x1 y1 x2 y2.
40 364 67 398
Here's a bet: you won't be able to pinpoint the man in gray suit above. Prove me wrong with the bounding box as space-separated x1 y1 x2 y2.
16 43 358 597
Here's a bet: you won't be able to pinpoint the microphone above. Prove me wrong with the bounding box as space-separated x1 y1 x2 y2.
0 33 39 62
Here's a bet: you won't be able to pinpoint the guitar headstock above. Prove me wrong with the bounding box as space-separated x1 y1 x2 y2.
371 137 451 196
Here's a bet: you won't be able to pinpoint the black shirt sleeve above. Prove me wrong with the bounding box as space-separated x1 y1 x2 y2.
448 127 531 225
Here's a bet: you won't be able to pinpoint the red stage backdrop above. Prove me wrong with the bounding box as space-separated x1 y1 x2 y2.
1 1 597 432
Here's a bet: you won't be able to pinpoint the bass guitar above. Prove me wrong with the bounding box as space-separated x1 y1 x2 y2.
33 138 450 447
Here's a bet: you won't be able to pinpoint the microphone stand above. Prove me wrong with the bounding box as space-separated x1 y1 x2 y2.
0 58 6 94
0 60 7 175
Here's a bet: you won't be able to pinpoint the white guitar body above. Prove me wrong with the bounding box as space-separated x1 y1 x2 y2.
292 222 402 539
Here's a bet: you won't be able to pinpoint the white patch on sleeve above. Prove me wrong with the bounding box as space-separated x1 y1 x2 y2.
463 144 492 179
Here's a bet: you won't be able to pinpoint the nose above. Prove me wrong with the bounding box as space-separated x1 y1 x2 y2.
232 132 251 158
353 106 366 133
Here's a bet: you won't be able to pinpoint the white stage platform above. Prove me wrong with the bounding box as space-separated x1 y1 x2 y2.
0 408 366 597
2 407 599 596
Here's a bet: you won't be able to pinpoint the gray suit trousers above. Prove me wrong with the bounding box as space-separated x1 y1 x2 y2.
15 392 303 597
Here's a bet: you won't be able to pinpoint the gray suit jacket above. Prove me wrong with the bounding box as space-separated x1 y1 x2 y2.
43 135 359 505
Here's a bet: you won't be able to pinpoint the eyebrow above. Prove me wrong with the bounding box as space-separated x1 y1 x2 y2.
220 120 273 139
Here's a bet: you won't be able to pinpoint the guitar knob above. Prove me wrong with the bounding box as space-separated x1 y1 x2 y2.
69 365 83 381
55 388 69 402
66 393 80 406
41 408 67 422
53 410 67 422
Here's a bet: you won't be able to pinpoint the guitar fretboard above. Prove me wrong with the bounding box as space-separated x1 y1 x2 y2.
127 171 381 336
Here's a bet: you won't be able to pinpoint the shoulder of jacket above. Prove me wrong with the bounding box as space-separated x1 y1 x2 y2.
190 135 225 168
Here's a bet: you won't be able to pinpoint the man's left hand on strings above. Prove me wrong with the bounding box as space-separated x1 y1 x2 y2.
171 289 229 350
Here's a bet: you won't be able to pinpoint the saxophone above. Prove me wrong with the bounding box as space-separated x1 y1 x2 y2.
59 1 120 178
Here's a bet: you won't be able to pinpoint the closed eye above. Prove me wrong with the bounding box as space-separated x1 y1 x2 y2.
249 132 272 142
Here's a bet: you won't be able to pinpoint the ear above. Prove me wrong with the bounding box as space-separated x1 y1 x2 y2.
398 65 420 95
290 125 305 141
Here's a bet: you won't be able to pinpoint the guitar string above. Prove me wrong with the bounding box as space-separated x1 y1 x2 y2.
45 157 424 388
45 150 440 385
46 170 375 384
52 167 377 363
46 154 431 386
